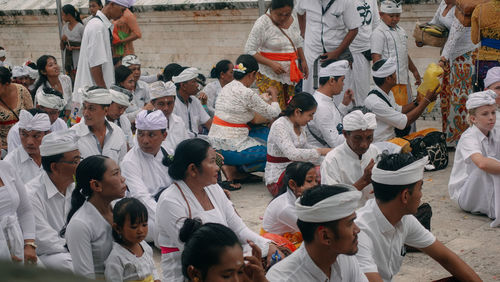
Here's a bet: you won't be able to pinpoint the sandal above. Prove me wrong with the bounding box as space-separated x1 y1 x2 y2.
219 180 242 191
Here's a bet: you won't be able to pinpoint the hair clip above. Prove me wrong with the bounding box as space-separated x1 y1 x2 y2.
233 63 247 73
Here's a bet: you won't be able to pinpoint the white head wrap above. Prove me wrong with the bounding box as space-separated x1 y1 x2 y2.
0 50 5 57
40 130 79 157
109 0 135 8
135 110 167 131
25 65 38 80
343 110 377 131
372 156 428 185
12 66 28 78
18 110 51 132
150 81 177 100
109 85 132 107
465 90 497 110
295 185 362 223
380 0 402 13
81 87 112 105
121 55 140 67
172 67 199 84
318 60 349 78
372 57 397 78
36 88 66 110
484 67 500 89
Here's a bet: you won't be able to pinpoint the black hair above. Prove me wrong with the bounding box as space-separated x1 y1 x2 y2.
26 108 47 116
42 87 64 99
210 60 232 79
297 185 351 243
0 66 12 84
233 54 259 80
347 106 371 114
62 4 83 24
61 155 110 237
33 55 58 93
279 92 317 117
165 138 211 180
115 65 133 85
161 63 183 82
113 56 123 67
318 76 342 86
89 0 103 7
27 62 37 70
372 59 388 87
41 153 65 174
372 152 418 203
180 218 241 280
274 162 316 199
271 0 294 10
112 198 148 244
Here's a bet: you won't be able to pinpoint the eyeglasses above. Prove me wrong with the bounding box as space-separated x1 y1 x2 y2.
58 156 83 165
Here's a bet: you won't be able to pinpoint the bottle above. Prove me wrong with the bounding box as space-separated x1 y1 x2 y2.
417 63 444 113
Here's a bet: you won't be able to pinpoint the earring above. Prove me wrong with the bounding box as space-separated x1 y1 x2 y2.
193 278 200 282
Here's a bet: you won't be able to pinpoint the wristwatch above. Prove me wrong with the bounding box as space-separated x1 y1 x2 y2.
413 99 419 107
24 242 37 249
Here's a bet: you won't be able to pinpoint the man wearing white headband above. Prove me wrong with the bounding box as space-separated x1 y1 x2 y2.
321 108 379 205
24 64 38 91
364 58 439 142
371 0 421 110
295 0 361 95
12 65 30 87
484 67 500 129
267 184 367 281
307 60 354 149
449 90 500 228
70 87 127 163
122 55 152 122
0 47 11 70
72 0 131 108
172 67 212 137
7 87 68 153
25 130 80 271
149 80 190 154
4 109 51 184
121 110 173 243
355 153 481 281
107 85 133 148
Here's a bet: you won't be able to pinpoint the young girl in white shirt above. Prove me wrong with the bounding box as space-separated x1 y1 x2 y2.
104 198 159 282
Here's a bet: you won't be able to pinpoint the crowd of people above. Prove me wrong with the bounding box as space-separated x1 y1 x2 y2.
0 0 499 280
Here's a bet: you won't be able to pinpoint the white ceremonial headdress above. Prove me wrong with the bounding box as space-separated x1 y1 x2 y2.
465 90 497 110
12 66 27 78
109 0 135 8
343 110 377 131
135 110 167 131
150 81 177 100
372 57 397 78
484 67 500 89
18 110 51 132
36 88 66 110
24 65 38 80
318 60 350 78
81 87 112 105
121 54 140 67
0 50 6 57
295 185 362 223
109 85 132 107
380 0 402 13
372 156 428 185
172 67 199 84
40 130 79 157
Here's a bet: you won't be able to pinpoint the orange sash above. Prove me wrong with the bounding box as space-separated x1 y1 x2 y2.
213 116 250 129
260 52 303 83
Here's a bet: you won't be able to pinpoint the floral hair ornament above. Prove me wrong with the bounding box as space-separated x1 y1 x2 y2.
233 63 247 73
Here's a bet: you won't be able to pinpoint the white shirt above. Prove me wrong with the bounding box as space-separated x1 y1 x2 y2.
266 244 368 282
4 146 43 184
321 141 379 205
245 13 304 85
73 10 115 104
262 189 299 234
355 199 436 281
70 120 127 163
121 145 172 230
113 115 133 148
200 80 222 117
7 118 68 153
126 80 151 122
156 181 270 282
296 0 362 64
104 241 159 282
350 0 381 53
265 116 320 185
307 90 349 148
208 80 281 152
371 22 409 84
165 113 190 155
26 172 73 257
364 86 407 142
173 94 210 137
66 201 113 279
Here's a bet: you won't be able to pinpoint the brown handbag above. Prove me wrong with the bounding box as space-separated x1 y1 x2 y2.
455 0 489 27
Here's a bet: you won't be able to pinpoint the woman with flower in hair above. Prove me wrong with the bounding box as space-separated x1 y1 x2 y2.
208 54 281 184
